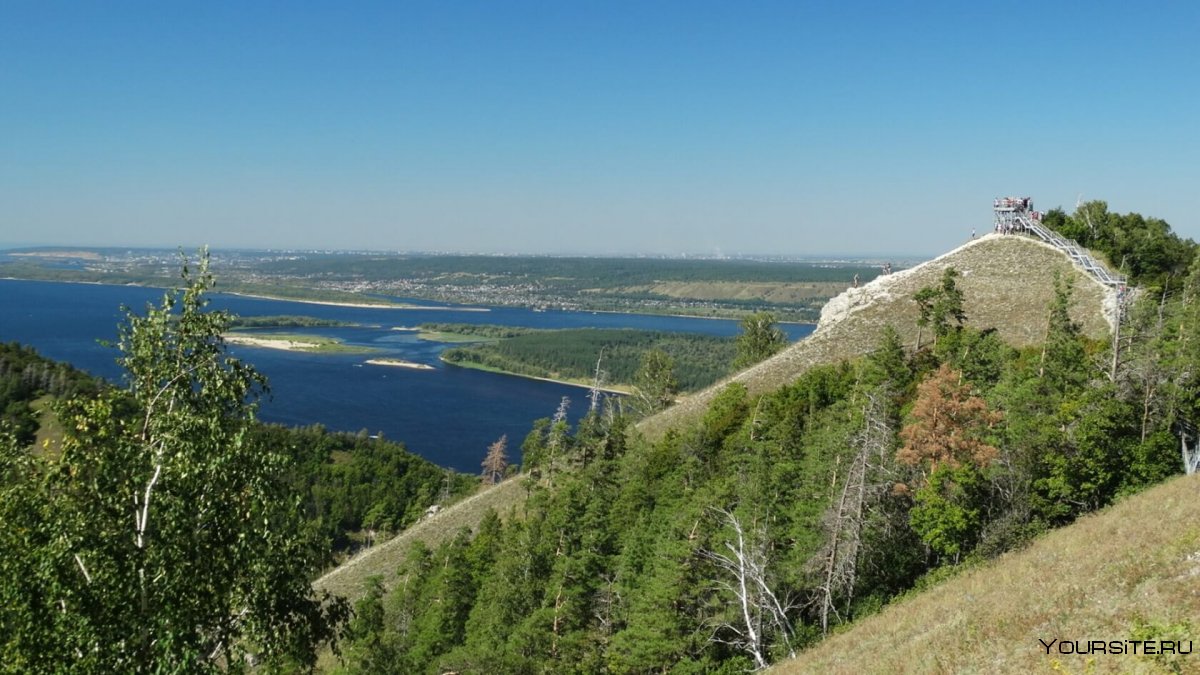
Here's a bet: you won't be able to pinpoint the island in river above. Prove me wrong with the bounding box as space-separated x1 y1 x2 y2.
223 333 379 354
365 358 435 370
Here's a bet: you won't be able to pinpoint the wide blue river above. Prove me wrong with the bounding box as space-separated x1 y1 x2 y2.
0 279 814 472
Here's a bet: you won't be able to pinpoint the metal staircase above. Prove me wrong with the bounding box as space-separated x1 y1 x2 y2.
993 197 1126 290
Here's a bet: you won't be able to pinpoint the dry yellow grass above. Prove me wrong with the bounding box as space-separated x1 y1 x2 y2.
637 235 1114 441
776 474 1200 675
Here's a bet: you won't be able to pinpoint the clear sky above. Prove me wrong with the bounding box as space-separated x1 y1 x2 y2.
2 1 1197 256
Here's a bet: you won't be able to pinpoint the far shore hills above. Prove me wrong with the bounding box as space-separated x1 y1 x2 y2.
224 291 490 312
0 277 490 313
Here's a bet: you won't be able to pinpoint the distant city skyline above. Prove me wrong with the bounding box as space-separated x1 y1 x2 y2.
2 2 1197 256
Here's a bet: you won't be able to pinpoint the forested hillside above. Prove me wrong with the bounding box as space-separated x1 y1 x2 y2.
0 343 473 564
331 204 1200 673
441 328 738 392
779 472 1200 673
3 203 1197 672
252 424 476 561
0 343 100 445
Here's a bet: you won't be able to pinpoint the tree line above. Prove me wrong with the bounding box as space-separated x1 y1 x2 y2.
442 328 740 392
3 201 1195 671
335 210 1200 672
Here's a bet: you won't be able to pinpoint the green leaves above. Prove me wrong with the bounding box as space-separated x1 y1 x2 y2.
632 348 679 416
733 311 788 369
914 268 966 351
0 251 346 672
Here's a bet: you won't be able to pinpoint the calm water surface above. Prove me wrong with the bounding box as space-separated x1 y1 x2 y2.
0 279 814 471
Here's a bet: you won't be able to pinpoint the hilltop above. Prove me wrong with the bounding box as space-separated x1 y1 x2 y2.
314 215 1200 674
776 473 1200 674
638 233 1115 440
314 233 1119 605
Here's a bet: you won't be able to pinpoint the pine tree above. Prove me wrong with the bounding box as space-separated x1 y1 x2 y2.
897 364 1000 474
734 312 787 368
481 434 509 485
897 364 1001 558
632 348 678 415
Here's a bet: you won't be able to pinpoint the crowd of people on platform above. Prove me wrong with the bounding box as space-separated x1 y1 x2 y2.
993 196 1044 235
995 218 1030 235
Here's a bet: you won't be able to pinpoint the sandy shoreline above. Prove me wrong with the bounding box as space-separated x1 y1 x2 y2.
223 334 320 351
365 358 436 370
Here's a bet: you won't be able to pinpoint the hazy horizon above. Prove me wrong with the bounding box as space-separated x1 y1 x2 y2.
3 3 1197 255
0 240 933 262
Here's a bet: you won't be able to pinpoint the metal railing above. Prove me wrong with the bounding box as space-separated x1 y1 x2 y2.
1017 216 1126 288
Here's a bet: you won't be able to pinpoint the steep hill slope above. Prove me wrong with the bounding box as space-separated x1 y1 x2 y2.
313 477 527 600
314 234 1119 606
638 234 1115 440
775 473 1200 674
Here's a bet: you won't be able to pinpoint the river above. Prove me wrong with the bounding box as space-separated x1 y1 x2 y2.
0 279 814 471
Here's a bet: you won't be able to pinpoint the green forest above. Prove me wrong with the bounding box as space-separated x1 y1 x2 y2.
228 315 360 329
0 343 101 446
441 328 740 392
0 344 472 560
330 203 1200 673
2 201 1198 672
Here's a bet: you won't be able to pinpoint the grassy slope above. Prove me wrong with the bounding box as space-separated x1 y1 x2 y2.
312 478 529 600
314 234 1119 607
637 234 1113 441
776 474 1200 675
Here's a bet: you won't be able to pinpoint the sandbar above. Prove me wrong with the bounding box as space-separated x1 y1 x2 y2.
365 358 435 370
224 335 322 351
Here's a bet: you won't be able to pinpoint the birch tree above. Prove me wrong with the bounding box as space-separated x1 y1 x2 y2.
0 253 346 671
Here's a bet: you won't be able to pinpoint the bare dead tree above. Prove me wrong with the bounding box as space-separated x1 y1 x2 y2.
546 396 570 486
1180 421 1200 475
809 389 896 635
701 507 795 670
588 348 607 413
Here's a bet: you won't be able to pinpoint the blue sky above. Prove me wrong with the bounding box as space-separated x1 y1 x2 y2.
2 1 1197 256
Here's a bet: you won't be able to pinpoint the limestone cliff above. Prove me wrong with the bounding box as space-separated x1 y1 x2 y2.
638 234 1116 440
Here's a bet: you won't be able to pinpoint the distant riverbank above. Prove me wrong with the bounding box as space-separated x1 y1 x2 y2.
225 291 490 312
1 277 809 472
440 357 632 395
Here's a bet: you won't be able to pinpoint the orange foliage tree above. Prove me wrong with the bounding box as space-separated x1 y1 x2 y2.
897 364 1003 558
897 363 1001 476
